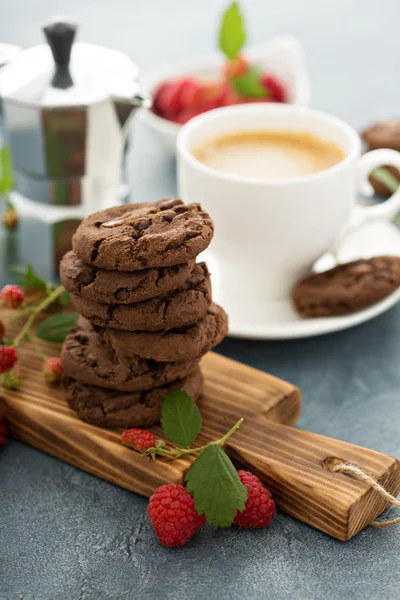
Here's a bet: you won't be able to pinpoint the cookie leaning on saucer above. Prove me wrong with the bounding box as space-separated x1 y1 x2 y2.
293 256 400 318
72 198 214 271
64 367 203 428
60 250 195 304
71 262 212 332
61 317 198 392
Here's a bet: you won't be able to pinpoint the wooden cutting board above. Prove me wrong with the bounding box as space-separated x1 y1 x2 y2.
1 310 399 541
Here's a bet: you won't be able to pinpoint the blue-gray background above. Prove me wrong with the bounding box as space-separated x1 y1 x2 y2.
1 1 400 598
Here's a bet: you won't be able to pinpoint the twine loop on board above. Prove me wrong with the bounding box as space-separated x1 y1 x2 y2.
322 456 400 528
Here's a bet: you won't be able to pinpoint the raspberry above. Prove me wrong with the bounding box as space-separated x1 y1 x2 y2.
0 345 17 374
262 75 286 102
0 320 5 341
233 470 276 528
43 357 63 384
0 413 7 448
0 285 24 309
121 428 156 453
2 367 22 390
153 80 183 119
178 78 204 112
147 484 206 547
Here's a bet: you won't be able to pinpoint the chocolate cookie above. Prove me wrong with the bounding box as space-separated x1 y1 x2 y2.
72 263 212 331
293 256 400 318
60 250 195 304
361 119 400 152
61 318 198 391
96 303 228 362
64 367 203 428
72 199 214 271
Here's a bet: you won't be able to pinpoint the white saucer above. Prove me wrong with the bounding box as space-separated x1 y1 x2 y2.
209 221 400 340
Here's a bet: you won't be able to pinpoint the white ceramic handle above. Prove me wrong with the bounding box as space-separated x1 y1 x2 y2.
331 149 400 254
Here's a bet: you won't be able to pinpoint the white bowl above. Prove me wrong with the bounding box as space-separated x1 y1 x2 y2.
139 36 310 154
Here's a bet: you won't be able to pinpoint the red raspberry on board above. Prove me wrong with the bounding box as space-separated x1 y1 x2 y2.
0 320 5 341
121 428 156 453
0 345 17 374
43 357 64 384
2 367 22 390
147 484 206 547
233 470 276 529
261 75 286 102
0 413 7 447
0 285 24 309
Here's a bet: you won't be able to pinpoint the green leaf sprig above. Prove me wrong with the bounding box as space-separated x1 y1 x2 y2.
2 263 77 376
218 1 246 60
218 2 267 99
129 390 247 528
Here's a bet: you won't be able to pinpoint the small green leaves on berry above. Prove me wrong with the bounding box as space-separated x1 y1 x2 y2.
232 65 267 98
2 367 22 390
219 1 246 61
161 390 202 448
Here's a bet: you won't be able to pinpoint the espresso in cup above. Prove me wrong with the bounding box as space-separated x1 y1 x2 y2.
192 130 345 179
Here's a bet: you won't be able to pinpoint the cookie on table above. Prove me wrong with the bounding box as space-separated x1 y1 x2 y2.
72 198 214 271
60 250 195 304
72 263 212 332
96 303 229 362
61 317 198 392
64 367 203 428
293 256 400 318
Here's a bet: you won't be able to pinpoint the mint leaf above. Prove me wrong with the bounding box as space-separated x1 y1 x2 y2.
11 263 48 291
232 65 267 98
36 312 78 343
186 445 247 527
0 145 13 194
218 1 246 61
161 390 202 447
372 167 399 194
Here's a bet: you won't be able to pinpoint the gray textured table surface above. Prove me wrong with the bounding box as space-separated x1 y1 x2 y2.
1 1 400 599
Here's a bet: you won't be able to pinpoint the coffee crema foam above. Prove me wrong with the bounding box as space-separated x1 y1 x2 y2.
191 130 346 179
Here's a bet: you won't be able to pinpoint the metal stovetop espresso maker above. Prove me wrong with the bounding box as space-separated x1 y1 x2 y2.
0 18 151 278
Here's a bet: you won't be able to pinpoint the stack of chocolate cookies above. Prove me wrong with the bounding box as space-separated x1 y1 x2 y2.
60 198 228 428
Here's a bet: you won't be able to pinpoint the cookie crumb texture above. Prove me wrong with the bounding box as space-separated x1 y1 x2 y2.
64 367 203 428
96 303 228 362
293 256 400 317
60 250 195 304
72 199 214 271
61 318 198 391
71 263 212 331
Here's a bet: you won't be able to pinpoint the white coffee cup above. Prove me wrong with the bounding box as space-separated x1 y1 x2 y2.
177 104 400 303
